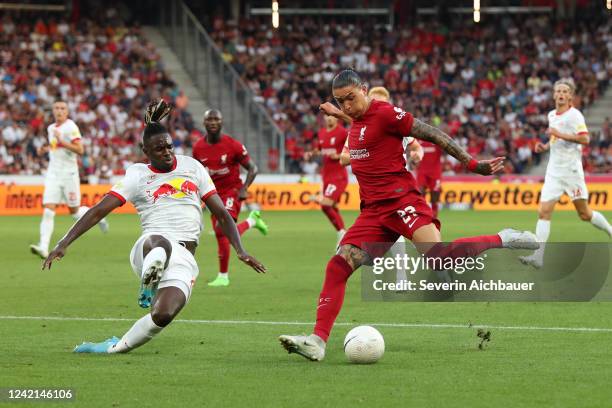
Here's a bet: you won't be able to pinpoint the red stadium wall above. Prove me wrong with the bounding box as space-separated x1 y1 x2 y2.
2 182 612 215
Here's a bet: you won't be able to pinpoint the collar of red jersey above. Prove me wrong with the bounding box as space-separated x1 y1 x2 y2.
148 157 178 173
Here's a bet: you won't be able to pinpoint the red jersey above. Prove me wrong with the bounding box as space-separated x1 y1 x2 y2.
192 134 250 194
317 124 348 181
348 99 416 203
418 141 443 175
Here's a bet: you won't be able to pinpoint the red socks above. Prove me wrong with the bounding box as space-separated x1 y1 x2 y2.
431 201 439 219
212 216 250 273
314 255 354 342
321 205 345 231
426 235 502 260
237 220 250 235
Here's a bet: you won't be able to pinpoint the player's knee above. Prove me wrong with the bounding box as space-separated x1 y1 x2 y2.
150 308 175 327
337 244 371 270
143 235 172 258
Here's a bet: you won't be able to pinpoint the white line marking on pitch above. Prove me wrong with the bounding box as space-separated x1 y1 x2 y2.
1 315 612 333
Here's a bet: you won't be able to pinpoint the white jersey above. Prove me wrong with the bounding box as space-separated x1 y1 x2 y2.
546 107 588 176
402 136 416 171
47 119 81 174
111 155 217 243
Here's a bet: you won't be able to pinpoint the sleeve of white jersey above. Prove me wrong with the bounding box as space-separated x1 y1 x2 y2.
68 121 82 141
571 110 589 135
109 166 139 205
196 163 217 201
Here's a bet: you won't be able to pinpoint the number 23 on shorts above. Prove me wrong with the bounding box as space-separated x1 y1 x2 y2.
397 205 417 225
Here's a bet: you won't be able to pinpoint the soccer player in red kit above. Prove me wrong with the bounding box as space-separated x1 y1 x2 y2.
416 141 443 218
192 109 268 287
305 114 348 244
279 69 538 361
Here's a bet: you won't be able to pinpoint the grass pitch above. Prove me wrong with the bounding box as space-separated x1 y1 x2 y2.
2 210 612 407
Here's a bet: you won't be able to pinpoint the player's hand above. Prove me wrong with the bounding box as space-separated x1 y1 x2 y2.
473 157 505 175
237 252 266 273
409 150 422 166
319 102 344 119
546 128 561 138
535 142 549 153
42 246 66 270
304 151 313 160
238 187 248 201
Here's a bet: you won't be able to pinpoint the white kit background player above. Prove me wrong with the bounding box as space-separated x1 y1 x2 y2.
520 79 612 268
42 101 265 353
30 100 109 259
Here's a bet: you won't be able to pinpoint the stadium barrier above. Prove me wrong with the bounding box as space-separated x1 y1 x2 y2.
1 182 612 215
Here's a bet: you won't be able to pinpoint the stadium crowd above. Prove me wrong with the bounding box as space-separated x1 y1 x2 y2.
211 14 611 174
0 12 200 180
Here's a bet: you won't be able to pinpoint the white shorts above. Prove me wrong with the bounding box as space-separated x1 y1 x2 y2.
540 173 589 202
43 172 81 207
129 233 200 301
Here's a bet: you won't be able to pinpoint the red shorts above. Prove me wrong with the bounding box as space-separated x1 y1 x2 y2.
340 190 441 256
417 171 442 193
217 189 242 220
322 177 348 203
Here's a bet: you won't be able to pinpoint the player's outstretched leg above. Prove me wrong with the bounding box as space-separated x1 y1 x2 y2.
30 207 55 258
75 286 186 353
572 200 612 238
138 235 172 308
520 201 555 269
279 244 365 361
242 210 268 236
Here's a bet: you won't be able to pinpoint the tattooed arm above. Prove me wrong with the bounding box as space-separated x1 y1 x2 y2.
410 119 504 175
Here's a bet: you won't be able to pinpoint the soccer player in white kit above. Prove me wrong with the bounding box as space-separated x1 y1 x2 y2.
42 101 265 354
30 101 109 259
520 79 612 268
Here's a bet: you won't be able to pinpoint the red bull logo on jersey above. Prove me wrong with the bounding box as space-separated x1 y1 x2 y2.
149 178 199 203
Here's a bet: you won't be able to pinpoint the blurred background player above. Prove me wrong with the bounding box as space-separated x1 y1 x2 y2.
416 136 443 219
30 101 109 259
192 109 268 287
305 114 348 245
279 69 537 361
42 100 265 354
520 79 612 269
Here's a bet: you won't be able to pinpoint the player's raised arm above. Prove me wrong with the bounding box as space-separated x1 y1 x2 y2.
239 159 258 201
42 194 123 270
320 102 352 125
204 193 266 273
410 119 504 175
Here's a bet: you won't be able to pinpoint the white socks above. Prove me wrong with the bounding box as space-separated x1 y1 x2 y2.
218 272 229 278
390 237 407 283
246 217 256 228
142 247 168 277
590 211 612 237
108 314 163 353
72 206 89 221
39 208 55 252
533 219 551 261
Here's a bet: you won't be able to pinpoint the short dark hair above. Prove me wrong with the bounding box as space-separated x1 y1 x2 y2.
143 99 173 144
332 69 363 89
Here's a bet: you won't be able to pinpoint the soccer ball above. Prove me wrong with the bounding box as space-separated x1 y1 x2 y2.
343 325 385 364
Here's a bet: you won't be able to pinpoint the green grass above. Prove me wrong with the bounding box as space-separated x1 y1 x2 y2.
2 210 612 407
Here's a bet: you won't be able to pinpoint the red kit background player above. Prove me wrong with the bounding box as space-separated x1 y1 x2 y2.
192 109 268 287
416 141 443 218
305 114 348 244
279 69 538 361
